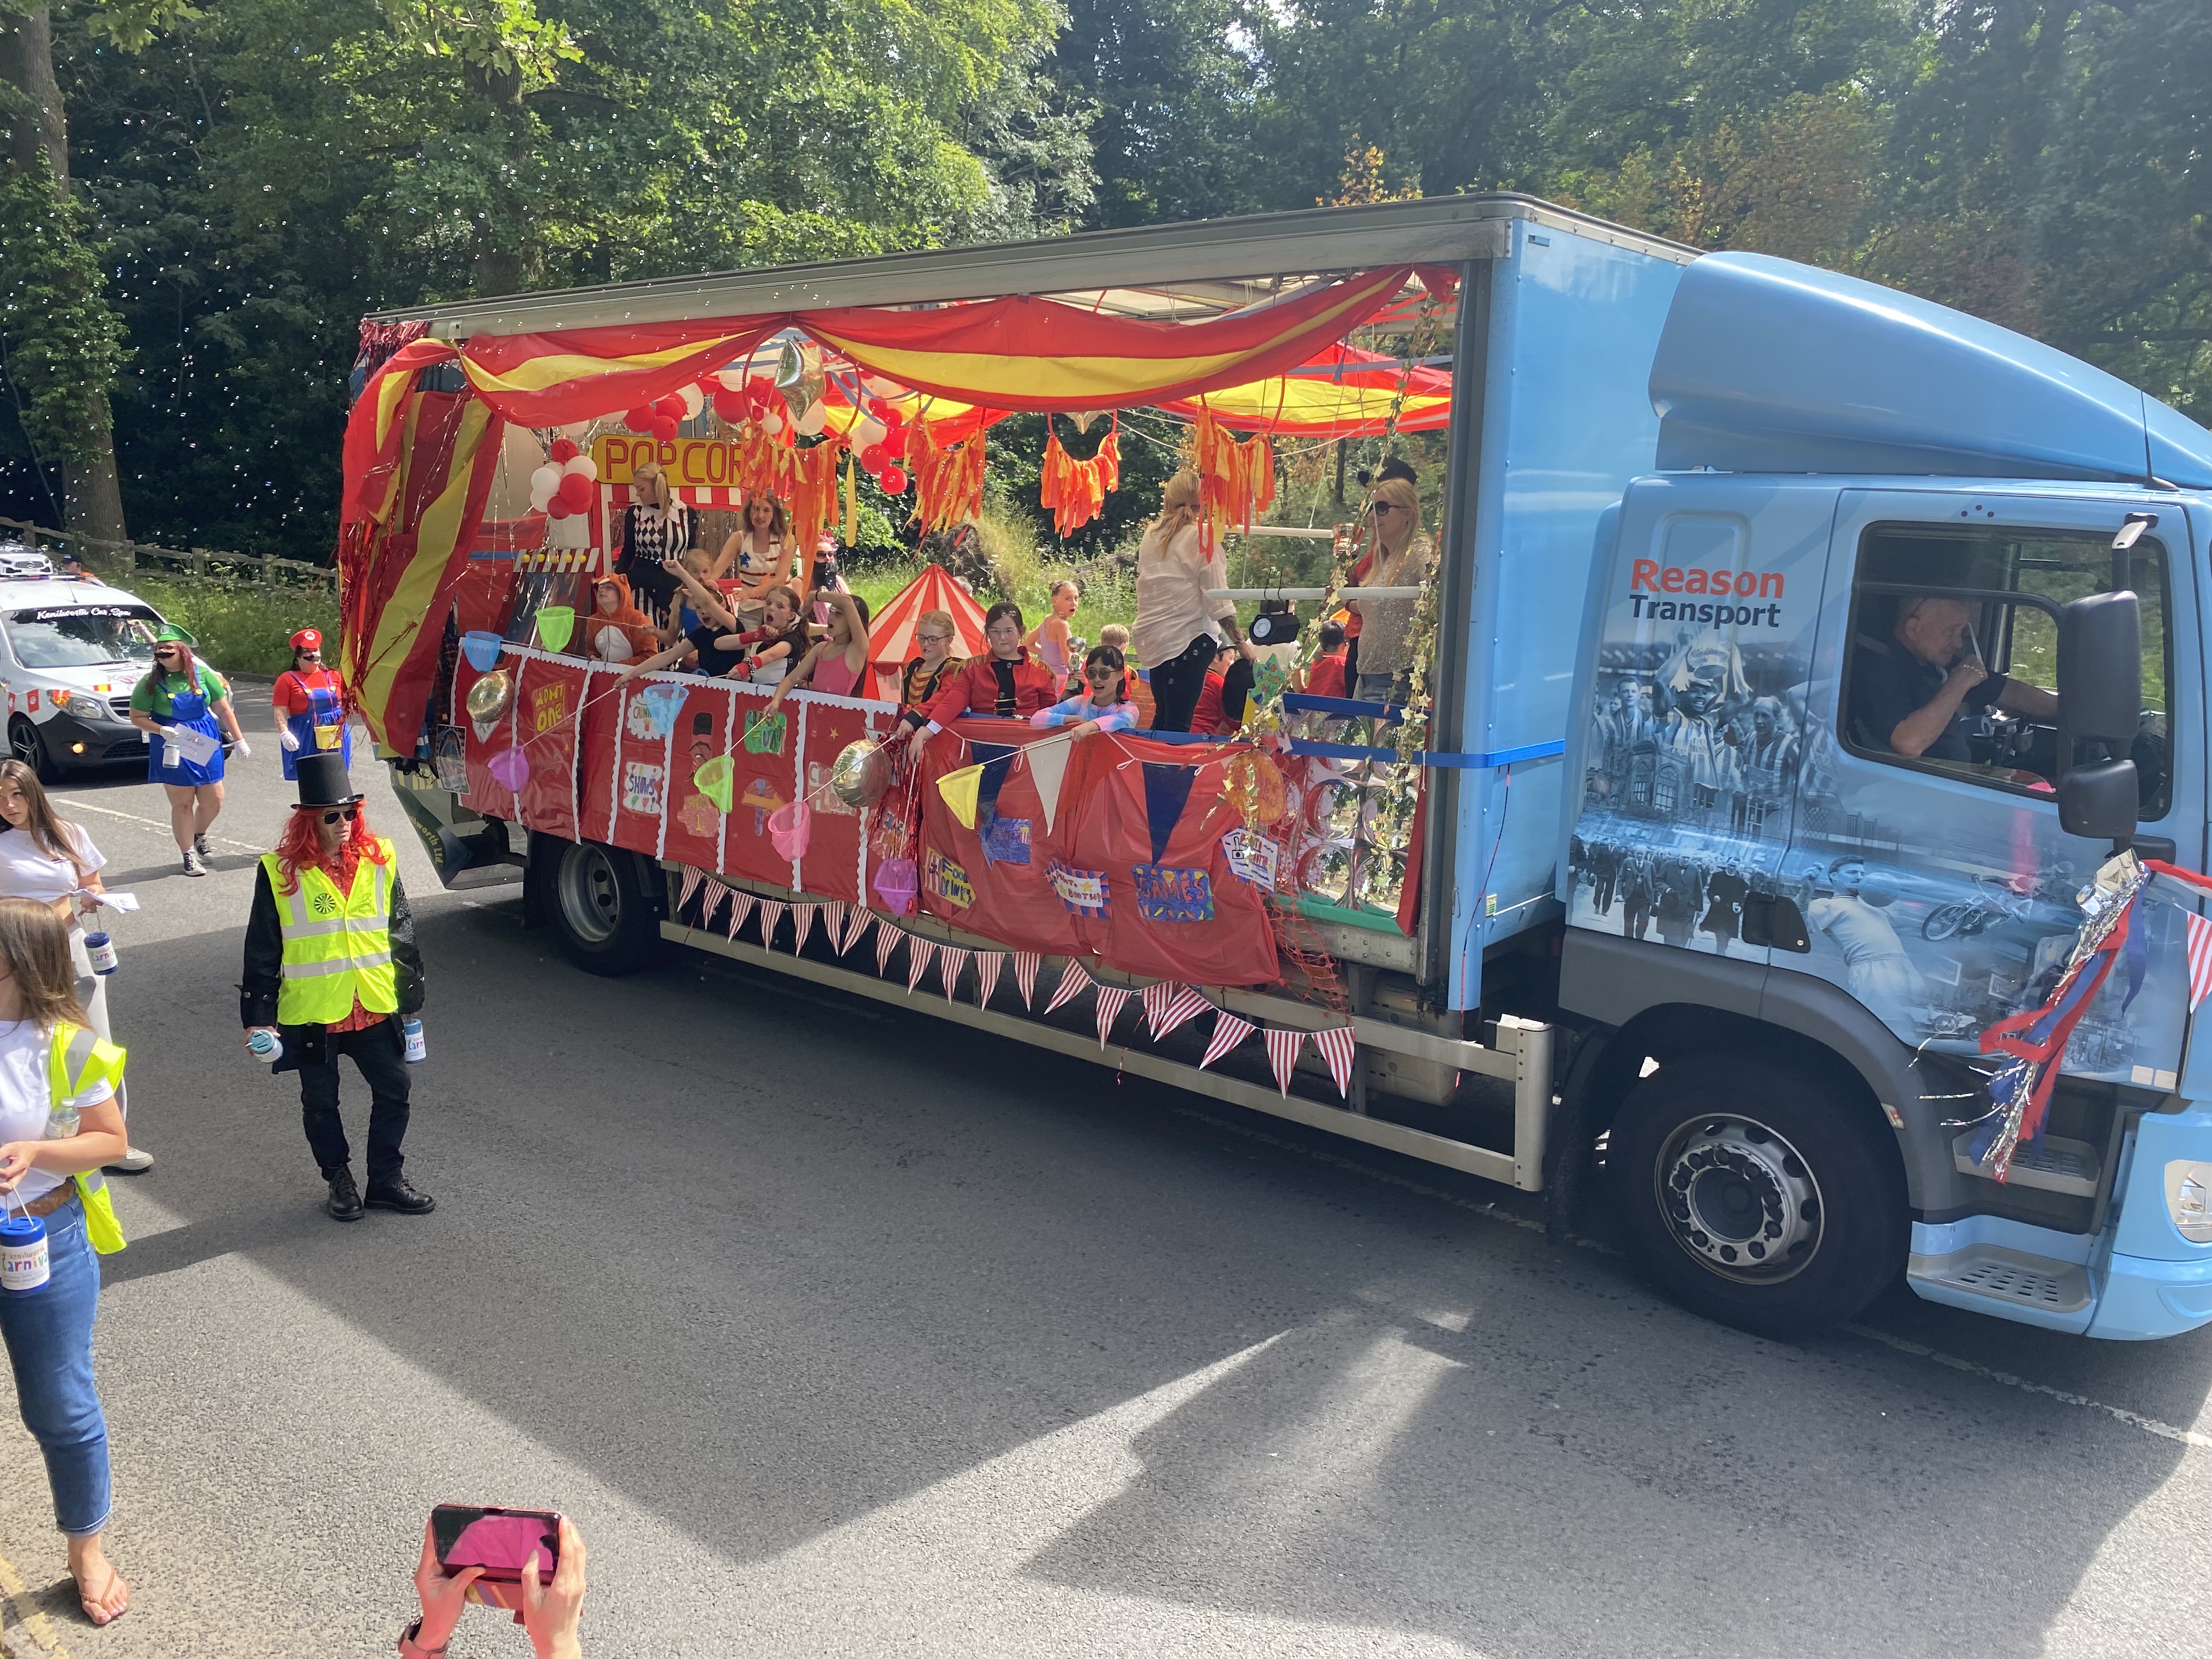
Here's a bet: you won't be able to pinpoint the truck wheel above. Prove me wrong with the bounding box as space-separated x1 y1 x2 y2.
9 718 60 783
550 839 664 975
1608 1053 1905 1337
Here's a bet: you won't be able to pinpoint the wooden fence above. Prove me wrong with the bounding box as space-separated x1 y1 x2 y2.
0 516 334 594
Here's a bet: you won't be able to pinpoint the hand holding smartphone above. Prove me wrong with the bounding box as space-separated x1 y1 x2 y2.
431 1504 563 1611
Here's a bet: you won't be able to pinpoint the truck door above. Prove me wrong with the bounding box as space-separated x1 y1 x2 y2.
1565 474 1842 965
1786 488 2199 1098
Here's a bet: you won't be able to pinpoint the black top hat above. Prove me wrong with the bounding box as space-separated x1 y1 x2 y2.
294 752 363 809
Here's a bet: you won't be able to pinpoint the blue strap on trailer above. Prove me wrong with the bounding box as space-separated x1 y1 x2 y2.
1286 737 1566 769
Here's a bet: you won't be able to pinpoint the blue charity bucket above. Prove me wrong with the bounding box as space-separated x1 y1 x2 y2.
461 631 505 673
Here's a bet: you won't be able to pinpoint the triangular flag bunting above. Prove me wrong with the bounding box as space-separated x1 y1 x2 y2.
1158 986 1211 1041
1199 1011 1256 1070
822 901 848 953
757 900 787 946
906 936 937 992
1026 738 1071 836
725 891 756 940
876 920 900 975
1013 951 1041 1009
1045 956 1093 1015
792 904 817 953
678 866 703 912
1140 981 1178 1039
1263 1027 1306 1097
975 952 1003 1008
1095 984 1132 1048
938 946 969 1001
2188 911 2212 1011
845 909 875 956
937 763 984 830
701 878 729 928
1312 1026 1358 1098
1140 761 1197 864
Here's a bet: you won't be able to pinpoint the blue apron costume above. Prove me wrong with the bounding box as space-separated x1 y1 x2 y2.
280 672 350 782
144 663 225 785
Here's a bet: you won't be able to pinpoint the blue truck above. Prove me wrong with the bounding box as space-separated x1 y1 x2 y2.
373 194 2212 1340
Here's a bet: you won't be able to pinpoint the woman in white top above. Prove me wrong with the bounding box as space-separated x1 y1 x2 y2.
0 761 146 1173
1131 469 1255 732
715 493 791 623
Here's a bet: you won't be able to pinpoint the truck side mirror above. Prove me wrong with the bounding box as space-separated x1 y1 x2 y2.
2056 589 2141 842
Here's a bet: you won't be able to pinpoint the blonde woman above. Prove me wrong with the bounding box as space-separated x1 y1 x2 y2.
1131 469 1253 732
612 459 691 620
716 493 792 622
1346 476 1437 706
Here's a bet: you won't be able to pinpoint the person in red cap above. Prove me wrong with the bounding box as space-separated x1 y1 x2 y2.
271 628 349 782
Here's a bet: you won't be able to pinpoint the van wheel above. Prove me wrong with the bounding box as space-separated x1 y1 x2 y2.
550 839 664 975
1608 1053 1905 1337
10 718 61 783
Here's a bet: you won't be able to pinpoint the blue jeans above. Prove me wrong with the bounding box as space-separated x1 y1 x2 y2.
0 1194 110 1535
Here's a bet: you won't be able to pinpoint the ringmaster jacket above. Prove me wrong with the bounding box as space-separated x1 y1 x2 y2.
240 842 424 1071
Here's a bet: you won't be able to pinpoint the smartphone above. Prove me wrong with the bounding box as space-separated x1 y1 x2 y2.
431 1505 562 1609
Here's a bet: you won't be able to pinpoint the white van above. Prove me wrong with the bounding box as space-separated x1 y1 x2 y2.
0 577 203 780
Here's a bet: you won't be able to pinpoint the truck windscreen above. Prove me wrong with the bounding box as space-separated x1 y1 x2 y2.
5 605 161 669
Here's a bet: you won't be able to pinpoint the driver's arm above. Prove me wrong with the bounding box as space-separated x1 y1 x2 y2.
1995 679 2059 720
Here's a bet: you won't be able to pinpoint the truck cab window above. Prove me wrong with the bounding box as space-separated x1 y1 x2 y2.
1840 522 2171 817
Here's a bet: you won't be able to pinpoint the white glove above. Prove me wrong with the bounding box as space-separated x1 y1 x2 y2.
232 737 251 758
280 727 300 752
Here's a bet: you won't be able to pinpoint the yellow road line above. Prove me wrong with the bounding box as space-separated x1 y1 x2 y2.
0 1547 72 1656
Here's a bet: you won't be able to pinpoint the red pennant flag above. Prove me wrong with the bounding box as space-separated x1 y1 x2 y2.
1156 986 1211 1041
1199 1011 1256 1070
875 919 900 974
677 866 703 912
701 878 729 928
822 900 849 952
906 936 937 992
1045 956 1093 1015
1013 951 1041 1009
792 904 817 953
1263 1026 1305 1096
975 952 1003 1008
725 891 756 940
1096 984 1132 1047
938 946 969 1002
1311 1026 1358 1098
845 910 876 956
1140 981 1178 1038
757 900 787 946
2188 911 2212 1011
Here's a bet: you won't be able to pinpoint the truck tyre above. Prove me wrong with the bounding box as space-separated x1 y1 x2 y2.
9 718 60 783
1608 1052 1905 1337
549 838 664 975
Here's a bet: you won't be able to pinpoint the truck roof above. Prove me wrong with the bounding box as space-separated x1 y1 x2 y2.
1651 252 2212 490
366 193 1697 340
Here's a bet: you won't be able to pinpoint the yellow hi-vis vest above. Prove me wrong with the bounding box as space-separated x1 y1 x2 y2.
50 1023 126 1255
263 841 399 1026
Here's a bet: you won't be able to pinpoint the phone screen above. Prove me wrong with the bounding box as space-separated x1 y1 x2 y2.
431 1505 561 1583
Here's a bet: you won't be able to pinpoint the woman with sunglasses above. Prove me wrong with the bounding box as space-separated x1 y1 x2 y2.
240 754 431 1223
1345 476 1437 706
271 627 349 781
127 625 247 877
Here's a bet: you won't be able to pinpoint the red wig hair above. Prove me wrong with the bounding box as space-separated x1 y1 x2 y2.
272 803 387 895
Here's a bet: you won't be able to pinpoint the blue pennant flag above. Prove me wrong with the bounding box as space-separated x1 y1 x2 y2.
1141 761 1197 865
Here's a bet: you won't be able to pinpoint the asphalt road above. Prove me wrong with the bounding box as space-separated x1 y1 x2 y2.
0 677 2207 1658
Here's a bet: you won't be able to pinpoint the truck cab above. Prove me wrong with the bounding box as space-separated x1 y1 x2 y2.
1559 253 2212 1338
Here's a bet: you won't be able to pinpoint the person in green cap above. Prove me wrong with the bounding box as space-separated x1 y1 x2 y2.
126 625 248 876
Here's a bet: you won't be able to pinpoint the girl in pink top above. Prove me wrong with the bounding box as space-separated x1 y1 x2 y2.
769 590 872 707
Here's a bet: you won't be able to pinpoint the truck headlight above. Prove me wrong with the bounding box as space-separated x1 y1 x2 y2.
2165 1161 2212 1243
59 692 107 721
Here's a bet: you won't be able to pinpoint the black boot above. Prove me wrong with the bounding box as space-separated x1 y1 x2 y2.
324 1168 364 1222
364 1176 435 1215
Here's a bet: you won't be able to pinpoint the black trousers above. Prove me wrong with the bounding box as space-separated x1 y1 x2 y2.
1147 634 1220 733
297 1021 412 1185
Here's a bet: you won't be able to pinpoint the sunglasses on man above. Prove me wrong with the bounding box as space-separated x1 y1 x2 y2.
320 806 358 825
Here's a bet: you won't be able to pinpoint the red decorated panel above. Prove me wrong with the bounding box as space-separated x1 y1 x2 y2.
904 723 1081 961
510 656 588 842
577 669 618 840
794 697 893 905
661 681 738 873
715 682 805 888
603 679 680 857
457 653 518 821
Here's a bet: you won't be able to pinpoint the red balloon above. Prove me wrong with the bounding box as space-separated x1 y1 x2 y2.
880 403 906 428
653 393 686 419
881 465 909 494
860 443 887 473
624 405 654 433
548 437 579 464
712 390 747 425
748 375 776 398
882 426 910 461
651 416 680 441
556 472 594 511
546 495 573 520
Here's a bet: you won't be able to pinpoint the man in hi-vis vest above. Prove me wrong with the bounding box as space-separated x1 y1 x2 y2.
240 754 431 1222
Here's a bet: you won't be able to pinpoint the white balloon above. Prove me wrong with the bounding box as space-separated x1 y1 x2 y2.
854 415 887 449
794 402 828 437
563 454 599 482
678 385 705 420
531 464 563 495
530 482 556 512
760 405 787 436
715 368 748 392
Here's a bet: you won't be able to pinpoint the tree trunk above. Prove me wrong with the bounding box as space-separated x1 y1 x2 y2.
0 5 129 543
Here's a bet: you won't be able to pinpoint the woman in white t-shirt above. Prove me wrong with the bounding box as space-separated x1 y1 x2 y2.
0 761 147 1173
0 896 133 1625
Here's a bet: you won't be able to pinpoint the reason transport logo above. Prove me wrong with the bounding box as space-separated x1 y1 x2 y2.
1627 558 1786 628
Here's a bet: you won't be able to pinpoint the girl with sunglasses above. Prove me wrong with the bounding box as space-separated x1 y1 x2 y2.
126 625 247 877
271 627 349 780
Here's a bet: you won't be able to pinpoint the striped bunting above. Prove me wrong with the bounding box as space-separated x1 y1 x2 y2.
792 904 817 953
1199 1011 1255 1070
1095 984 1132 1047
938 946 969 1002
974 952 1003 1008
677 866 703 914
1044 957 1092 1015
1012 951 1041 1009
757 900 786 946
845 909 876 956
822 901 848 952
1263 1027 1305 1097
701 878 729 929
906 936 937 992
725 891 755 940
2190 912 2212 1012
1312 1026 1358 1097
876 921 900 975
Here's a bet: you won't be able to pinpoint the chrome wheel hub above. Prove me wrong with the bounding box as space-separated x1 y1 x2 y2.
1656 1115 1822 1283
557 845 620 944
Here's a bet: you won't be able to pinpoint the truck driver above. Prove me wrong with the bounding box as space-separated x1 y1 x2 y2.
1850 595 2057 761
